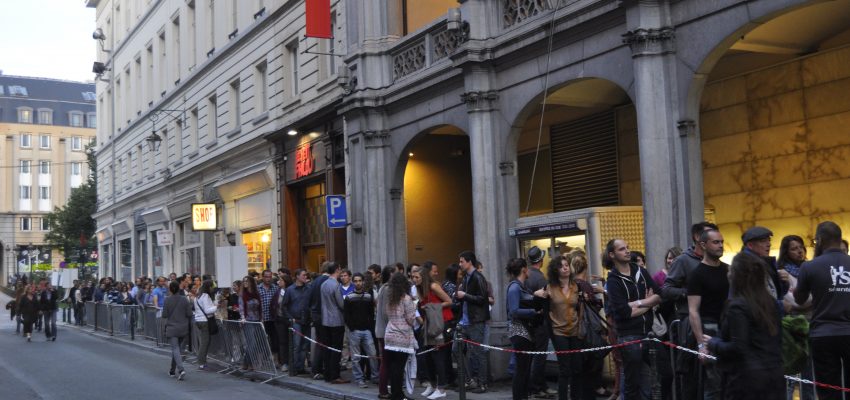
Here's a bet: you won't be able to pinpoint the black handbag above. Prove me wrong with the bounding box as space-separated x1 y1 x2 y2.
577 293 610 357
196 297 219 335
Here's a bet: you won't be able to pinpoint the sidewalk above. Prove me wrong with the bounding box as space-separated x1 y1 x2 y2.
63 318 516 400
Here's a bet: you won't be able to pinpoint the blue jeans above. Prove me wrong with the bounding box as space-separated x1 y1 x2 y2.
348 329 379 382
462 322 488 386
291 322 310 372
43 310 57 338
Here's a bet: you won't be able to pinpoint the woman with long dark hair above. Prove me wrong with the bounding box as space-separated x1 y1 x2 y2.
240 275 261 370
415 263 453 399
776 235 814 400
384 272 418 400
193 280 218 370
533 255 599 400
705 252 784 399
18 284 40 342
505 258 540 400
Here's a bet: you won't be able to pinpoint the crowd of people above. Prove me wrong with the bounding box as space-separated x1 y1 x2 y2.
8 220 849 400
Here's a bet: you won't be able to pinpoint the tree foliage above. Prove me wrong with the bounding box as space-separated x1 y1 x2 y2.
44 143 98 255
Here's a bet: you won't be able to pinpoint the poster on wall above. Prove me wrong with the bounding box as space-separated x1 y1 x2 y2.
17 245 52 272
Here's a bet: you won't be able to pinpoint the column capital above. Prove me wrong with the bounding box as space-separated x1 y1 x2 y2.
677 119 696 137
389 188 402 200
363 130 391 148
622 27 675 57
460 90 499 112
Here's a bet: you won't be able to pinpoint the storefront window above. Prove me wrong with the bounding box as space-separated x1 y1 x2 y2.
151 231 163 278
102 244 113 278
119 238 132 282
243 228 272 274
135 233 147 279
179 221 202 276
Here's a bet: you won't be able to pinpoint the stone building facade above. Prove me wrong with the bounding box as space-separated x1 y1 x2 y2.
0 75 96 284
340 0 850 372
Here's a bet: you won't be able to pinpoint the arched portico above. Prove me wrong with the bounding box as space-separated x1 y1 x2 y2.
683 0 850 257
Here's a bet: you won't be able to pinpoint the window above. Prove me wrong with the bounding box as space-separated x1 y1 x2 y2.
229 79 240 130
159 31 168 94
189 107 199 152
208 95 218 140
39 161 50 174
86 113 97 128
39 186 50 200
70 112 83 127
71 162 82 175
82 92 96 101
20 160 31 174
71 136 83 151
40 135 50 149
20 134 31 148
255 61 268 114
20 217 31 231
287 41 299 95
172 16 181 78
20 186 31 200
207 0 215 52
38 109 53 125
41 218 50 231
18 108 32 123
9 85 28 96
187 1 197 69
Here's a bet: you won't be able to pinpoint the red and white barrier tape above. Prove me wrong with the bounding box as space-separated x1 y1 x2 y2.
460 338 643 355
288 327 452 358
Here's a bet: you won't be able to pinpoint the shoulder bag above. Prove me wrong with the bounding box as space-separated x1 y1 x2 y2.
196 295 219 335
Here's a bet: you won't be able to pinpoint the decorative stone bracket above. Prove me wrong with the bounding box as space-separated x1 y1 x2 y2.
622 27 675 57
363 130 391 148
677 119 696 137
461 90 500 112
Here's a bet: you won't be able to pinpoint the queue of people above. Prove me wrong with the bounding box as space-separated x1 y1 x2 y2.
9 220 849 399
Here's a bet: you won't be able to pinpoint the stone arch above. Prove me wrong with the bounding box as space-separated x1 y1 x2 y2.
682 0 850 256
391 124 474 269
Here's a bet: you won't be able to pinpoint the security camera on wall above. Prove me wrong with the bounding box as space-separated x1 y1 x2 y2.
92 28 106 41
92 62 108 75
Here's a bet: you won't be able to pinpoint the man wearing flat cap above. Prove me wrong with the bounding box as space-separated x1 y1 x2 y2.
740 226 788 300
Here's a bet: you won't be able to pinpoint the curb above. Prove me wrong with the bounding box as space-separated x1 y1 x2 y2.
66 323 372 400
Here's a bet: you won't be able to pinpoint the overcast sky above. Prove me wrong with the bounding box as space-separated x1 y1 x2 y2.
0 1 96 82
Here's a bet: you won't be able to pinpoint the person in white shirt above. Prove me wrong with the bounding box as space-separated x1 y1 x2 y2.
192 280 218 370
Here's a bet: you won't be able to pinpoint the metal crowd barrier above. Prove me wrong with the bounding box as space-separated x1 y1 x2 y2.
95 303 111 333
84 302 96 328
142 306 160 341
109 304 139 338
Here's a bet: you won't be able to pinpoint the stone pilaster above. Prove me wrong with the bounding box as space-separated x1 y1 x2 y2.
624 1 687 271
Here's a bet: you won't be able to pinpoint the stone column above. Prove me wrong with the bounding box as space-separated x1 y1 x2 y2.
623 1 687 271
344 111 402 270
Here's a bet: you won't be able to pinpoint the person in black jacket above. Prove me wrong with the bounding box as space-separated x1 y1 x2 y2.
455 250 491 393
706 251 783 400
18 285 40 342
40 282 59 341
604 239 668 400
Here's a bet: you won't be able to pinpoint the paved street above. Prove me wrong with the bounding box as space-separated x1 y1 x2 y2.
0 291 324 400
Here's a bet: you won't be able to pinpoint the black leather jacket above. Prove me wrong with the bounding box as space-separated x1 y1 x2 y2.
457 269 491 324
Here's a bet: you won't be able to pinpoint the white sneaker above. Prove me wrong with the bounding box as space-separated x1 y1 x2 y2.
427 389 447 399
421 384 435 397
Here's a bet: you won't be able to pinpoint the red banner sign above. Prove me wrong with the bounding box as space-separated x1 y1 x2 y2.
305 0 332 39
295 144 315 178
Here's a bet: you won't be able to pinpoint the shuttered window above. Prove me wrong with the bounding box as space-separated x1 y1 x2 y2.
550 111 619 211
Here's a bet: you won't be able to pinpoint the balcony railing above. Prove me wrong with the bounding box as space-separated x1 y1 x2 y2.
390 20 470 82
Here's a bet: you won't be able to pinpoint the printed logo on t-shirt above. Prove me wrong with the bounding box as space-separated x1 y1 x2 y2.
829 265 850 292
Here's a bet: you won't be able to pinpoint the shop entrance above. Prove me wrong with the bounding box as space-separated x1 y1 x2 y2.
300 182 327 273
242 227 272 275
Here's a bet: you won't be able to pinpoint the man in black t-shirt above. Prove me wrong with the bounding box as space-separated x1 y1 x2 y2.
794 222 850 400
687 229 728 399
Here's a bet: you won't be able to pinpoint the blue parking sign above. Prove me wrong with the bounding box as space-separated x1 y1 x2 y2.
326 195 347 228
